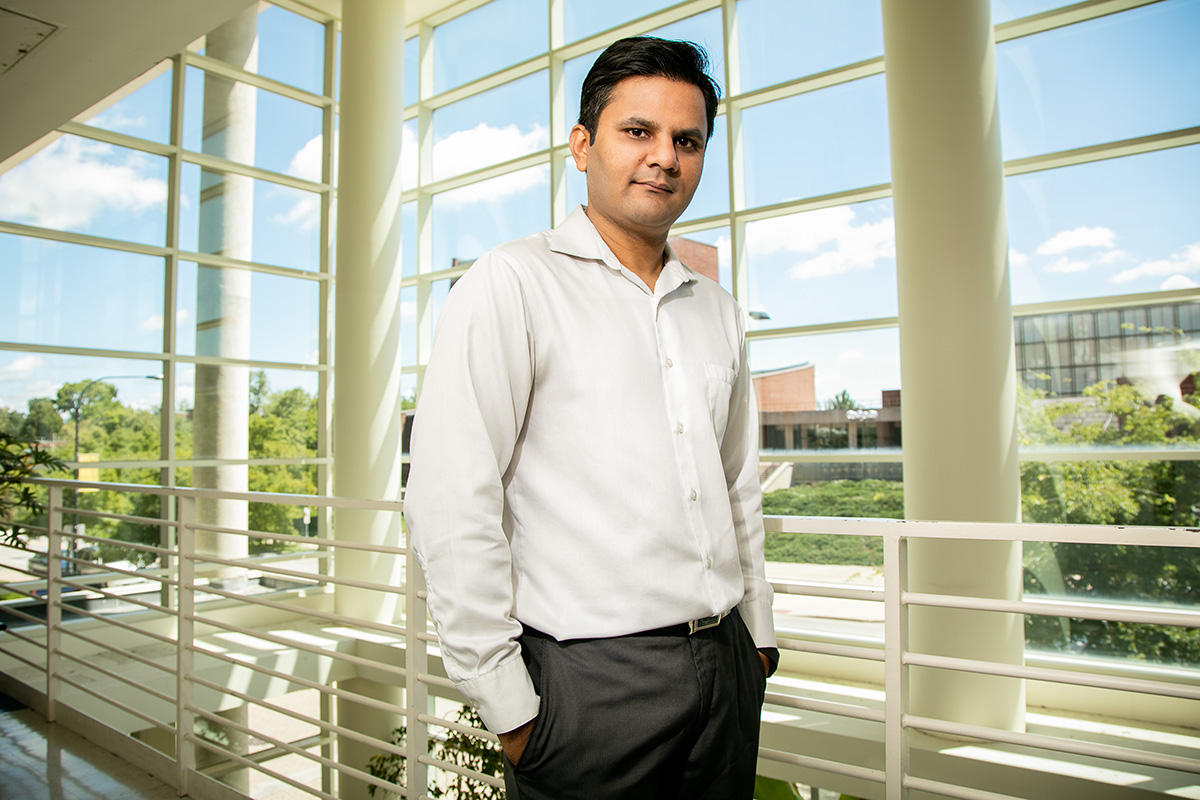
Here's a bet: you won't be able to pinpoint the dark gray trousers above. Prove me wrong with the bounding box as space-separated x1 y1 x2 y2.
502 610 767 800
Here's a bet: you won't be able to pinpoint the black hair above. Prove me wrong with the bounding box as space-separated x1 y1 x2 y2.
578 36 720 145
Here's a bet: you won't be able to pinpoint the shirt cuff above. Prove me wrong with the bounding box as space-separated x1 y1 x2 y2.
737 595 778 650
455 652 541 735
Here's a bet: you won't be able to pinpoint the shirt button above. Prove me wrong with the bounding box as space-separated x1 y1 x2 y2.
676 423 684 434
706 557 713 569
665 357 673 368
690 490 698 501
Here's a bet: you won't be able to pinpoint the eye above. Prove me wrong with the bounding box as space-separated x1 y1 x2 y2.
675 137 699 150
627 128 648 138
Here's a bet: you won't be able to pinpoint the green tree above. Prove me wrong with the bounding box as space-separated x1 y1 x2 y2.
824 389 858 410
21 398 63 441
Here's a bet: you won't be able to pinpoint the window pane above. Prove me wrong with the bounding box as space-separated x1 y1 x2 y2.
403 119 418 191
992 0 1073 24
432 165 550 270
181 164 321 271
738 0 883 92
750 328 902 416
996 0 1200 160
563 0 675 44
402 201 418 278
742 75 890 208
200 4 325 95
669 226 732 295
176 262 320 364
746 199 896 328
76 64 172 144
405 36 419 104
1006 145 1200 304
432 72 550 182
175 365 317 458
433 0 548 92
0 235 164 353
401 285 417 367
184 67 324 180
0 134 167 246
0 352 163 461
562 49 601 144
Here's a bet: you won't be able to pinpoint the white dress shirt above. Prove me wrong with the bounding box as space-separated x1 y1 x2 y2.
404 206 776 735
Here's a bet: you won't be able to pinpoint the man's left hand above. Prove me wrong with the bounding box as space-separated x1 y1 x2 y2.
758 651 771 677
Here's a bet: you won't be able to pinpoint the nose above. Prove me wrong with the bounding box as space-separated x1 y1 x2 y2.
646 134 679 173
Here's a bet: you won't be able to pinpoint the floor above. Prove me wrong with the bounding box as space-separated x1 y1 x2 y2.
0 695 179 800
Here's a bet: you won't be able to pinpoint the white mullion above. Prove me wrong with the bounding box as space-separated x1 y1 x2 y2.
181 149 329 194
1004 126 1200 178
318 13 338 504
415 22 436 396
163 51 187 488
0 340 173 364
421 54 551 112
554 0 720 61
57 121 175 158
182 250 328 283
182 51 331 109
1014 288 1200 319
0 220 171 257
549 0 569 226
425 149 552 196
731 56 885 112
994 0 1166 43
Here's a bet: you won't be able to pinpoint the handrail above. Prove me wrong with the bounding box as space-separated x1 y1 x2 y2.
0 477 1196 800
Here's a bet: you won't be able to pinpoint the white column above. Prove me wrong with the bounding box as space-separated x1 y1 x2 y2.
333 1 408 797
194 6 256 590
882 0 1025 731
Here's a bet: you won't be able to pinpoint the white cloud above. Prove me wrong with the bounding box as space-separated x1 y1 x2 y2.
272 193 322 233
1161 274 1198 291
141 314 164 332
288 133 326 182
1009 249 1028 267
89 108 148 132
435 123 549 179
745 206 895 281
839 349 864 362
0 137 167 229
1036 225 1115 255
1112 242 1200 285
400 300 417 321
0 355 45 381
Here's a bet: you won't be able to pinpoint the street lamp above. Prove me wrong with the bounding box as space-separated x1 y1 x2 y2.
66 373 164 569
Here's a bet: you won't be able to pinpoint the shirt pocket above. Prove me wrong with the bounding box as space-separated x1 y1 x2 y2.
703 362 737 440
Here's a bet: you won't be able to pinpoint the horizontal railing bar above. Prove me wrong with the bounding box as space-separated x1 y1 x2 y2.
188 706 403 796
31 477 404 512
416 631 438 643
904 776 1022 800
418 673 457 692
904 591 1200 628
189 674 407 758
56 673 174 734
63 530 176 557
906 714 1200 776
187 553 402 595
187 585 405 638
777 638 885 662
764 515 1200 548
418 752 505 789
186 733 347 800
771 580 884 601
757 745 885 785
56 649 176 705
57 579 171 613
56 603 176 645
418 712 499 744
188 522 408 556
192 647 410 717
60 508 178 529
57 626 175 676
0 582 43 601
200 733 327 778
58 558 176 587
0 604 46 626
194 616 406 678
0 562 47 580
764 692 885 723
189 522 410 554
0 644 46 672
904 652 1200 701
0 622 45 647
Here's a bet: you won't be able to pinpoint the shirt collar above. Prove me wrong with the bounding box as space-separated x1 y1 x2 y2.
549 205 698 295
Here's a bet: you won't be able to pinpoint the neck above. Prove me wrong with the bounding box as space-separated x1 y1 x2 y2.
584 206 668 291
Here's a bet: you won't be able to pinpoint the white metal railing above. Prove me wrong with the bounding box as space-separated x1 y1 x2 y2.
0 479 1198 799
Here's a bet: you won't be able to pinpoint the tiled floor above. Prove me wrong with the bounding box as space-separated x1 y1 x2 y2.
0 706 179 800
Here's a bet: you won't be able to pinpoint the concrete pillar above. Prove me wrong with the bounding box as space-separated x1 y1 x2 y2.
882 0 1025 731
333 1 408 797
194 6 256 589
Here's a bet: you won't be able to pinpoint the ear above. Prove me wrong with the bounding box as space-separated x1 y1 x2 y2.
568 123 590 172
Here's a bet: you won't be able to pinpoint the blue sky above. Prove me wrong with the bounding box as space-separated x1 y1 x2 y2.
0 0 1198 418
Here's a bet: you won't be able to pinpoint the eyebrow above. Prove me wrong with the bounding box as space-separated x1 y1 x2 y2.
617 116 706 144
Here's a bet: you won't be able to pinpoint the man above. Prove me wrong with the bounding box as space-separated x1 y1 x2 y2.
405 36 777 799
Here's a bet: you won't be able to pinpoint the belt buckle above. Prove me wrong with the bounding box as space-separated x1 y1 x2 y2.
687 611 725 635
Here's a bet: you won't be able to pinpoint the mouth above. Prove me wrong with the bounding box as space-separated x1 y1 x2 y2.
634 180 673 193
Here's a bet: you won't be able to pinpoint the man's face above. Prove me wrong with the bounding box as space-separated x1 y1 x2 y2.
569 75 708 241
